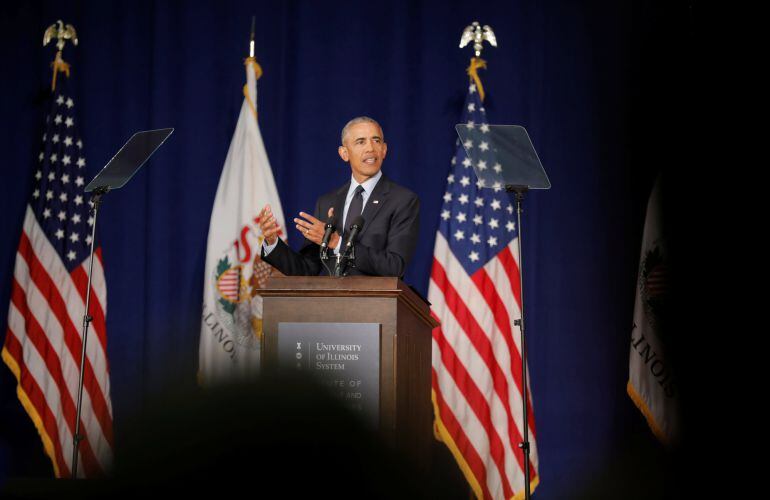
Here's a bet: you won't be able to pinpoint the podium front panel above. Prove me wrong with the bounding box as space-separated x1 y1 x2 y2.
259 277 436 470
262 296 399 440
276 322 381 428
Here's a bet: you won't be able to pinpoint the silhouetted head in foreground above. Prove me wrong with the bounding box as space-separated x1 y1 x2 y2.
112 372 422 497
2 372 423 499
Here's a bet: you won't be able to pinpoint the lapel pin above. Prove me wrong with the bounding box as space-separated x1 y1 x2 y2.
373 200 379 204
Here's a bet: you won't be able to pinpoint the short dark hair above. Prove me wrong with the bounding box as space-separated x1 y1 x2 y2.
340 116 383 145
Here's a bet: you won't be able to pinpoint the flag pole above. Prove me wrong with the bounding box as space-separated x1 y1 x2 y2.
250 16 256 58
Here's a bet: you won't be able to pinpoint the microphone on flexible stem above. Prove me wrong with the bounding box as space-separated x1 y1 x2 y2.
335 215 364 276
319 214 338 277
342 215 364 257
320 214 338 254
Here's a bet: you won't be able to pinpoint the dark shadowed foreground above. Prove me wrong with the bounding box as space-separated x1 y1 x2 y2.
1 372 446 498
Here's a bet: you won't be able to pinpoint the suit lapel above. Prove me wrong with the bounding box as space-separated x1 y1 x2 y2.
359 175 390 238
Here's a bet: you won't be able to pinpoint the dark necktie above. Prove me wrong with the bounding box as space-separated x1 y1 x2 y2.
344 185 365 238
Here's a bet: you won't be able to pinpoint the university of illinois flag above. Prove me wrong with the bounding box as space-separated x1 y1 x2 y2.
199 57 286 384
628 175 677 443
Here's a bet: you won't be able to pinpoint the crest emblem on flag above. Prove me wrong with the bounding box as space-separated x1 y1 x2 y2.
216 261 244 304
210 229 268 351
638 241 668 338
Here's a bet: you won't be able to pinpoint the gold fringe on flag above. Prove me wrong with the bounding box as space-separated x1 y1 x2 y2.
243 56 263 120
2 347 62 477
50 51 71 92
466 57 487 102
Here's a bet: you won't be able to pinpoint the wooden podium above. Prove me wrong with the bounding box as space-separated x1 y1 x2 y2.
259 276 438 469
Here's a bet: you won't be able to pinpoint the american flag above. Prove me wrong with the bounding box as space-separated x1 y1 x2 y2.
429 78 539 498
1 67 113 477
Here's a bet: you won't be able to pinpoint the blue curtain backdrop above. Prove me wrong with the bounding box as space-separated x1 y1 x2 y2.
0 0 692 496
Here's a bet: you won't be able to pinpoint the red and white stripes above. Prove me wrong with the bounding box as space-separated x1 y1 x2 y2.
430 232 539 499
2 205 113 477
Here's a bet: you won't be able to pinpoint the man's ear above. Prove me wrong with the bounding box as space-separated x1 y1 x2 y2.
338 146 349 162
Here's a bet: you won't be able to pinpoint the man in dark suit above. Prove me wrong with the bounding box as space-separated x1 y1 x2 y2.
258 117 419 278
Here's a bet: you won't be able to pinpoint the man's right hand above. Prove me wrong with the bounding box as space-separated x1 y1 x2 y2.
258 204 281 246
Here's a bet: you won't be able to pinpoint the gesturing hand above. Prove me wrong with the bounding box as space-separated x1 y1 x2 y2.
294 207 340 249
258 204 281 246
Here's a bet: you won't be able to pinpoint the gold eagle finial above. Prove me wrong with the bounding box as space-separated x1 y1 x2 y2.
43 20 78 52
459 21 497 57
43 20 79 91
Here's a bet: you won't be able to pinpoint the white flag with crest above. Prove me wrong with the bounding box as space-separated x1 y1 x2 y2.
628 175 677 443
199 58 286 384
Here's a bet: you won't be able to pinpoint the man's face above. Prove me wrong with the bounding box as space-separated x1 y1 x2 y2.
338 122 388 183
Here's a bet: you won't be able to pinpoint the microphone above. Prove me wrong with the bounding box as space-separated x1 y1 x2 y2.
320 214 338 251
341 215 364 256
334 215 365 277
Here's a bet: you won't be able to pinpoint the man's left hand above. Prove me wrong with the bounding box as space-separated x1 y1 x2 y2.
294 210 341 249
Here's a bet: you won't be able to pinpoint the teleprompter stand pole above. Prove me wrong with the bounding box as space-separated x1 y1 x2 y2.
457 121 550 499
73 126 174 475
507 184 532 500
70 185 108 479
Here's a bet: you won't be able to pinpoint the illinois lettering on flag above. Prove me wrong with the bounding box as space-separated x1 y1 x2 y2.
628 175 677 443
199 57 286 384
429 58 539 499
1 50 113 477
